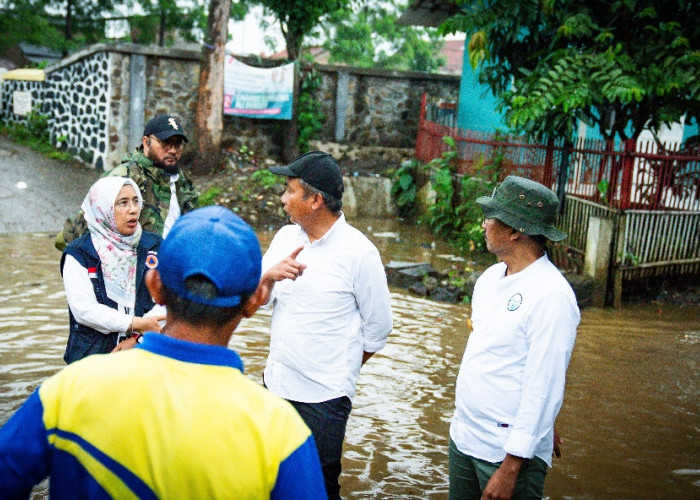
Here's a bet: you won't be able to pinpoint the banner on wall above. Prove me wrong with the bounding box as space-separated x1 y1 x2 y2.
223 57 294 120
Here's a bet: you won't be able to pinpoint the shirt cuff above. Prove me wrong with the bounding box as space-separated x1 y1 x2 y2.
504 429 536 459
363 339 386 353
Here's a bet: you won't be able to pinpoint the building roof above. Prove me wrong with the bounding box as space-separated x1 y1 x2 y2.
440 39 464 74
395 0 461 28
18 42 61 63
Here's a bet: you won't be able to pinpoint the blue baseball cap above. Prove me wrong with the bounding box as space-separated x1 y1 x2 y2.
157 206 262 307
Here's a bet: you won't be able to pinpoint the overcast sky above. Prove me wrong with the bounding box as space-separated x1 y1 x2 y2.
228 6 283 57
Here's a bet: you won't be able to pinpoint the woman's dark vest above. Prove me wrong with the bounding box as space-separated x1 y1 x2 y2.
60 231 161 364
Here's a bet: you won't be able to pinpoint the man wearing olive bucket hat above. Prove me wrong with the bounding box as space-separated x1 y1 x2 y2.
449 176 580 499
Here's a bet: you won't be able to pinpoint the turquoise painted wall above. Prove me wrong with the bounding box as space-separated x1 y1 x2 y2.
455 40 694 146
456 41 505 131
683 117 698 142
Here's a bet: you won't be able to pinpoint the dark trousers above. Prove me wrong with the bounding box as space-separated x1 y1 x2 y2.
448 438 548 499
288 396 352 500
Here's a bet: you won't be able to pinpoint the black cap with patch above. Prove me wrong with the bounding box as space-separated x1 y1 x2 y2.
143 114 188 143
270 151 344 200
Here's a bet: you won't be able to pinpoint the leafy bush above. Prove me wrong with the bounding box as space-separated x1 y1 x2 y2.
389 136 501 253
251 169 282 189
298 66 325 153
0 109 72 162
197 186 222 207
390 159 419 217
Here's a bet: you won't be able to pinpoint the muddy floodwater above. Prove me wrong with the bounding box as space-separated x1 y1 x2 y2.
1 223 698 499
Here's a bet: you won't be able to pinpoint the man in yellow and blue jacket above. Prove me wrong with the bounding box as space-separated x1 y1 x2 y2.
0 206 326 499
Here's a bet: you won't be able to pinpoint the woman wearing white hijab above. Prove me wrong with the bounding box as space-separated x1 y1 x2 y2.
61 177 165 363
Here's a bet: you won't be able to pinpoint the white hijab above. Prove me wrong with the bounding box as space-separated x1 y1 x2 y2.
81 177 143 310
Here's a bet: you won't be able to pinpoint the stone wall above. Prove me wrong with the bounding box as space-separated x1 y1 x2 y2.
0 79 44 122
313 66 460 148
220 63 460 158
107 45 201 167
1 51 111 169
1 43 460 170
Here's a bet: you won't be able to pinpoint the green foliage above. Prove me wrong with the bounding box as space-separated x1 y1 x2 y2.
2 0 131 54
297 66 325 153
0 0 211 56
249 0 354 60
251 169 282 188
440 0 700 142
421 137 500 253
391 137 500 253
317 1 447 73
197 186 223 207
132 0 210 46
597 179 610 201
0 1 68 55
238 145 256 160
620 251 640 267
0 110 72 161
390 159 419 217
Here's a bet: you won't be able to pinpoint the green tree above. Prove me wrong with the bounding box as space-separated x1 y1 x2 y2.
252 0 350 61
0 1 66 54
0 0 213 56
440 0 700 142
243 0 352 161
132 0 210 46
193 0 233 174
320 1 446 73
0 0 117 55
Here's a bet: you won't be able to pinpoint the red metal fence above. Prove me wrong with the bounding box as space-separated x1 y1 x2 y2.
416 94 700 212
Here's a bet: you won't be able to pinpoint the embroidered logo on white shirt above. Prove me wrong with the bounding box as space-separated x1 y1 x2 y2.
507 293 523 311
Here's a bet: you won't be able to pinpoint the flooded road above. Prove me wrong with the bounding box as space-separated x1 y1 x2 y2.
1 224 698 499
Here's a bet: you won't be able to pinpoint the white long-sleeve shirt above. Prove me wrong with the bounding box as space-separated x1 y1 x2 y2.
262 214 393 403
161 174 180 239
450 255 580 466
62 255 165 335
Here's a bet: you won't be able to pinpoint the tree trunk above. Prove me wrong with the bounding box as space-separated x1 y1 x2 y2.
63 0 73 56
193 0 231 174
282 64 300 163
280 28 302 163
159 8 165 47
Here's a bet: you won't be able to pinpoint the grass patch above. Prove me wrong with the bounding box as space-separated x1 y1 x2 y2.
0 111 73 162
197 186 223 207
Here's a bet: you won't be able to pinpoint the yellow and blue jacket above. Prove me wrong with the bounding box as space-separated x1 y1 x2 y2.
0 334 326 499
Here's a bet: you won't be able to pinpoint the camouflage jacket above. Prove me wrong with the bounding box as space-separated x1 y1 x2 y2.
55 150 199 251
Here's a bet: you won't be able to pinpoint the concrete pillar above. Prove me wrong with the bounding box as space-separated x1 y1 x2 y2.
128 54 146 151
584 216 614 307
342 177 395 218
334 71 349 142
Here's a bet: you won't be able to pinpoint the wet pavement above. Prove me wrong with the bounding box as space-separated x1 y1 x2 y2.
0 136 100 234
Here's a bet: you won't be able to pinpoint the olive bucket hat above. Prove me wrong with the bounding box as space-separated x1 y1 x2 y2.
476 175 567 242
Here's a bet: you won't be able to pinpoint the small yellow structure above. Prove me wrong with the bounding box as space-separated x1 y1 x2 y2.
2 68 46 81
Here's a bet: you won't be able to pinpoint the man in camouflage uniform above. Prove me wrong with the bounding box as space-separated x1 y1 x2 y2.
55 115 199 251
